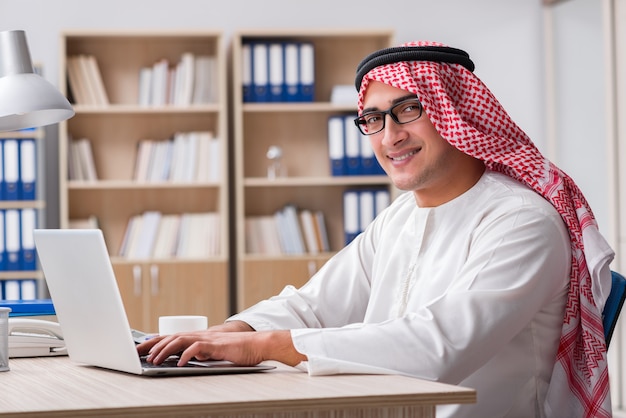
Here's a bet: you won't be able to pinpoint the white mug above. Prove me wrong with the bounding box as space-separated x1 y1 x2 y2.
158 315 208 335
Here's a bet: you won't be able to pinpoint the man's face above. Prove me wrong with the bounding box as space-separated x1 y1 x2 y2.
362 81 476 207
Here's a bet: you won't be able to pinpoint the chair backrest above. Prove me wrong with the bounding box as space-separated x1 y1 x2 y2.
603 270 626 348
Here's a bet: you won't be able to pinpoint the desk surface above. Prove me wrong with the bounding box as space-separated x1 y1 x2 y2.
0 357 476 417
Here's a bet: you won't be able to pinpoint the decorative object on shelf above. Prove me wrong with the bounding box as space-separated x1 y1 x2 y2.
0 30 74 132
266 145 286 179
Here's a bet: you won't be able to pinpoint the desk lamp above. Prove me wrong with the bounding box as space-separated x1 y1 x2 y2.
0 30 74 132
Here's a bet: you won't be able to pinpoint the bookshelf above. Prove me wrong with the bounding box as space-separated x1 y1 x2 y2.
232 29 395 310
58 31 229 332
0 128 46 301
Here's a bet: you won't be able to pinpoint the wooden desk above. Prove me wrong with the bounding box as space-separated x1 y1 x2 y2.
0 357 475 417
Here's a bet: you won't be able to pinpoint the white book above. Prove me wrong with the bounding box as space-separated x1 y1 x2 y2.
4 280 20 300
314 211 330 252
20 280 37 300
77 138 98 181
147 141 167 182
137 67 153 106
194 131 213 182
245 217 262 254
168 132 187 182
375 189 391 216
183 132 198 182
359 190 375 232
258 216 282 255
68 139 85 181
132 211 162 259
86 55 109 106
67 56 88 104
152 214 181 259
150 58 169 106
299 209 319 254
134 140 154 182
175 213 191 257
120 215 142 258
76 55 98 105
282 205 305 255
175 52 195 106
192 55 216 104
273 210 290 254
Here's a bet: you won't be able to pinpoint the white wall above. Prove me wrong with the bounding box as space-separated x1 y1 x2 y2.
0 0 549 227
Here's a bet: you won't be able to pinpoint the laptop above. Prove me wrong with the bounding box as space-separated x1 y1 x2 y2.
33 228 274 376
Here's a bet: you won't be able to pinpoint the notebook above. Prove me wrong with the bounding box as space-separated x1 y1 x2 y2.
33 228 274 376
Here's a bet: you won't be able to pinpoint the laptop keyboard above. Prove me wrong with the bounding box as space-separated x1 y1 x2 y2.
140 356 194 368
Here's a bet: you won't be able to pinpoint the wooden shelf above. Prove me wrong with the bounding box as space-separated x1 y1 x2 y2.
59 30 230 332
231 29 394 310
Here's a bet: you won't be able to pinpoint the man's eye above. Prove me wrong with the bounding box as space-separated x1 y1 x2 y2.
398 102 421 114
365 114 382 125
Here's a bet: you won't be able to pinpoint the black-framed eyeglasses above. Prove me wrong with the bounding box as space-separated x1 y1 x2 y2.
354 98 423 136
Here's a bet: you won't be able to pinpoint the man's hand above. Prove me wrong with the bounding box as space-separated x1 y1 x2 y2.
136 321 306 367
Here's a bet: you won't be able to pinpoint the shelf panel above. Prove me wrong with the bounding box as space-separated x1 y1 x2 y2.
0 200 46 209
244 176 390 187
0 271 44 280
73 104 221 114
243 102 356 113
68 181 221 190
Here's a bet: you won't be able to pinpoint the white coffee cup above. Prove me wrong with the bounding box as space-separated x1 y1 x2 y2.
158 315 208 335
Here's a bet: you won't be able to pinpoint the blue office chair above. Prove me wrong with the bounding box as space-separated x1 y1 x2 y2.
602 270 626 348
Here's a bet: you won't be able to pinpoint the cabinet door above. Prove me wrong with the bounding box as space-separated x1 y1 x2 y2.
112 263 145 330
239 257 331 310
143 262 228 333
113 262 228 333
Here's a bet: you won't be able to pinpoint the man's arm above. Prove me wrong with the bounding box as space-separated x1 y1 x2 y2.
137 328 307 367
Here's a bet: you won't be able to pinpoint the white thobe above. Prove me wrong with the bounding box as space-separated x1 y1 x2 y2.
229 170 571 418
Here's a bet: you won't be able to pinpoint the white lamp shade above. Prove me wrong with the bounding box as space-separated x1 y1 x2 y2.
0 30 74 132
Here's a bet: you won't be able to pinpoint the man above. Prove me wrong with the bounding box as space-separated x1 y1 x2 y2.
138 41 614 418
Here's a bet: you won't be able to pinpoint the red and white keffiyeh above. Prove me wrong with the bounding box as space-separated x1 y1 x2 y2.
357 40 615 417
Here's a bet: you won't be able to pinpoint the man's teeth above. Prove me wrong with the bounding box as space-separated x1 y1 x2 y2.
391 150 417 161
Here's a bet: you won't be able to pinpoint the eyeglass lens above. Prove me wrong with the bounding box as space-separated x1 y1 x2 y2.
355 99 422 135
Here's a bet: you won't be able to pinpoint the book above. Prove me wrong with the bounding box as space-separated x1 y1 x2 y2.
241 44 253 102
192 55 216 104
137 67 153 106
313 211 330 252
3 139 19 200
299 209 319 254
328 116 345 176
19 137 36 200
131 211 162 259
20 208 37 271
66 55 89 104
85 55 109 106
343 190 359 245
268 42 284 102
174 52 195 106
75 138 98 181
283 42 299 102
251 42 269 102
298 42 315 101
152 214 181 259
5 209 20 270
133 139 155 181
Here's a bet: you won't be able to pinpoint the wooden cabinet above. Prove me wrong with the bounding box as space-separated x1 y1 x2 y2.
231 30 394 310
58 31 229 332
